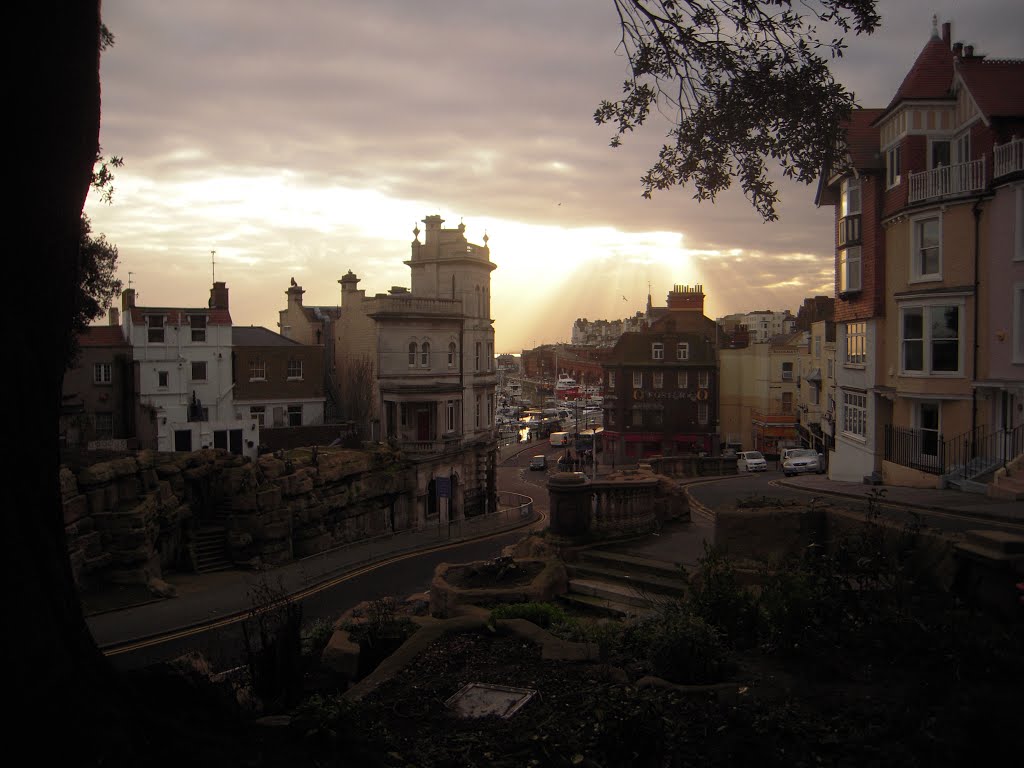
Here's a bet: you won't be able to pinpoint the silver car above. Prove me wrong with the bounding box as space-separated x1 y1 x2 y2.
782 448 824 476
737 450 767 472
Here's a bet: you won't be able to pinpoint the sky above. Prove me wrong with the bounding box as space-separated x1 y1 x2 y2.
85 1 1024 354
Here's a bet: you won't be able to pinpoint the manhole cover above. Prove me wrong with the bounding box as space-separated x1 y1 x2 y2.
445 682 537 719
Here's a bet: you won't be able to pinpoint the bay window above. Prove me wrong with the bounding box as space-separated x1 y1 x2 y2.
901 303 961 374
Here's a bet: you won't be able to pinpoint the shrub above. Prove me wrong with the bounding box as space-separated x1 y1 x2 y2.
684 543 759 648
622 606 732 684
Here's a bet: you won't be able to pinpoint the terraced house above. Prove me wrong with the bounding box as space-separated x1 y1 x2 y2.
817 18 1024 491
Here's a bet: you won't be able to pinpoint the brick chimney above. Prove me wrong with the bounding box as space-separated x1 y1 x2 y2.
666 284 705 312
209 281 229 309
108 307 119 326
121 288 136 310
941 21 951 48
953 41 963 57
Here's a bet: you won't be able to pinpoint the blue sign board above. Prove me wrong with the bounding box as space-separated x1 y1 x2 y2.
435 477 451 498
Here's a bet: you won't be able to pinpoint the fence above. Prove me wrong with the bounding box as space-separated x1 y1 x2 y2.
884 424 1024 477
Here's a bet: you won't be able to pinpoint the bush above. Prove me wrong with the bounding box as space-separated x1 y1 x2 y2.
684 543 759 648
489 601 568 629
622 606 732 684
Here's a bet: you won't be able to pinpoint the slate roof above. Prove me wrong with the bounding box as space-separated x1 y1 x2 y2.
232 326 302 347
845 109 885 170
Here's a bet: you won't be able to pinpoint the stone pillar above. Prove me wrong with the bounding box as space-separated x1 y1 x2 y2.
547 472 592 540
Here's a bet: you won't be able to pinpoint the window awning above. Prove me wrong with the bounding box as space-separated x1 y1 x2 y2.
805 367 822 383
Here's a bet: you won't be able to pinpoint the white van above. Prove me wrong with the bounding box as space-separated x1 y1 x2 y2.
549 431 569 447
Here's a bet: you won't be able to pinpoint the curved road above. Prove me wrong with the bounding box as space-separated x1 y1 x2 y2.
106 446 553 671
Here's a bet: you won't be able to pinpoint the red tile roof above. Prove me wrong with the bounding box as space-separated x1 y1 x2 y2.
128 307 233 325
957 58 1024 120
845 109 885 169
880 34 955 117
79 325 129 347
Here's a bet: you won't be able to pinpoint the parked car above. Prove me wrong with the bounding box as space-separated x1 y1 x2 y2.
782 448 824 476
529 455 548 471
737 450 767 472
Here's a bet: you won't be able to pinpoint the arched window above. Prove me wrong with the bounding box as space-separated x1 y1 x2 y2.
408 342 417 366
421 341 431 368
448 341 457 368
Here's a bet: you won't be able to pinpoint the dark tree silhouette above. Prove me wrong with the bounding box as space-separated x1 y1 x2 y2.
596 0 880 220
67 214 123 369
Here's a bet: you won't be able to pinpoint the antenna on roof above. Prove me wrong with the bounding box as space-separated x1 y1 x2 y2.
128 271 134 290
211 250 216 284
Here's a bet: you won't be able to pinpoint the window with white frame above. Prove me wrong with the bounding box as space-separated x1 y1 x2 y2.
189 314 207 342
781 362 793 381
191 361 207 381
608 371 616 389
886 144 901 188
1015 283 1024 364
911 215 941 281
420 342 430 368
287 358 303 379
652 342 664 360
446 400 456 432
93 362 112 384
841 176 861 216
250 406 265 427
147 315 165 343
676 342 689 360
249 358 266 381
842 391 867 437
930 138 951 169
901 303 961 374
653 371 664 389
698 402 709 425
448 342 457 368
632 371 642 388
677 371 688 389
839 246 862 293
698 370 709 388
408 342 417 366
845 322 866 364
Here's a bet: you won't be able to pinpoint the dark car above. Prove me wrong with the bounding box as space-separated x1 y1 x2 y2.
529 455 548 471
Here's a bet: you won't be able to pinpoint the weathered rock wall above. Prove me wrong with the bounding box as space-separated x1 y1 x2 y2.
61 446 418 588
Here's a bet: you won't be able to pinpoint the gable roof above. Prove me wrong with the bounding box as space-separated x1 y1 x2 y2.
128 307 232 326
845 109 885 169
79 325 129 348
956 57 1024 121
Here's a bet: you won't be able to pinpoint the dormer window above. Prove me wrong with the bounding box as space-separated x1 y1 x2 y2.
189 314 207 342
147 315 165 343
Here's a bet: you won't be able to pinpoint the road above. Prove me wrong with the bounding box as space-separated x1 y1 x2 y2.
107 453 552 672
686 470 1024 537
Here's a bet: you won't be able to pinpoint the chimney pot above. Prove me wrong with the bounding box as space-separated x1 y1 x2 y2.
109 307 119 326
953 42 963 57
964 44 974 57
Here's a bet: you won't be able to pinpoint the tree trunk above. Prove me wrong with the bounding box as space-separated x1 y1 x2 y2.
12 0 117 743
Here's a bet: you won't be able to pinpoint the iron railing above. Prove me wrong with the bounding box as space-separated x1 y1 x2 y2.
885 424 1024 478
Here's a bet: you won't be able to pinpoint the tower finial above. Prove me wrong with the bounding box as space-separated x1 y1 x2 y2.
931 14 939 40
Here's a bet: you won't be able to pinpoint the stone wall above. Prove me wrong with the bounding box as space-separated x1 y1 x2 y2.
61 445 421 588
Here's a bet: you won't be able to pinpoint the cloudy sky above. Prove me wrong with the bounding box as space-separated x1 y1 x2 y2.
85 1 1023 353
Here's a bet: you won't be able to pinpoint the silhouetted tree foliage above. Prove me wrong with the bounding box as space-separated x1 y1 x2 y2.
68 213 122 368
596 0 880 220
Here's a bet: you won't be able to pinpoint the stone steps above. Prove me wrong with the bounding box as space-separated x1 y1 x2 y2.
194 525 232 573
557 591 651 619
566 561 687 597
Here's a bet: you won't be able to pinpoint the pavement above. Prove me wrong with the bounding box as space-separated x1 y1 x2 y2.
86 442 1023 651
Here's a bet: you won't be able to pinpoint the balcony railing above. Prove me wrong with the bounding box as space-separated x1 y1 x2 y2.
907 157 985 203
994 137 1023 178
